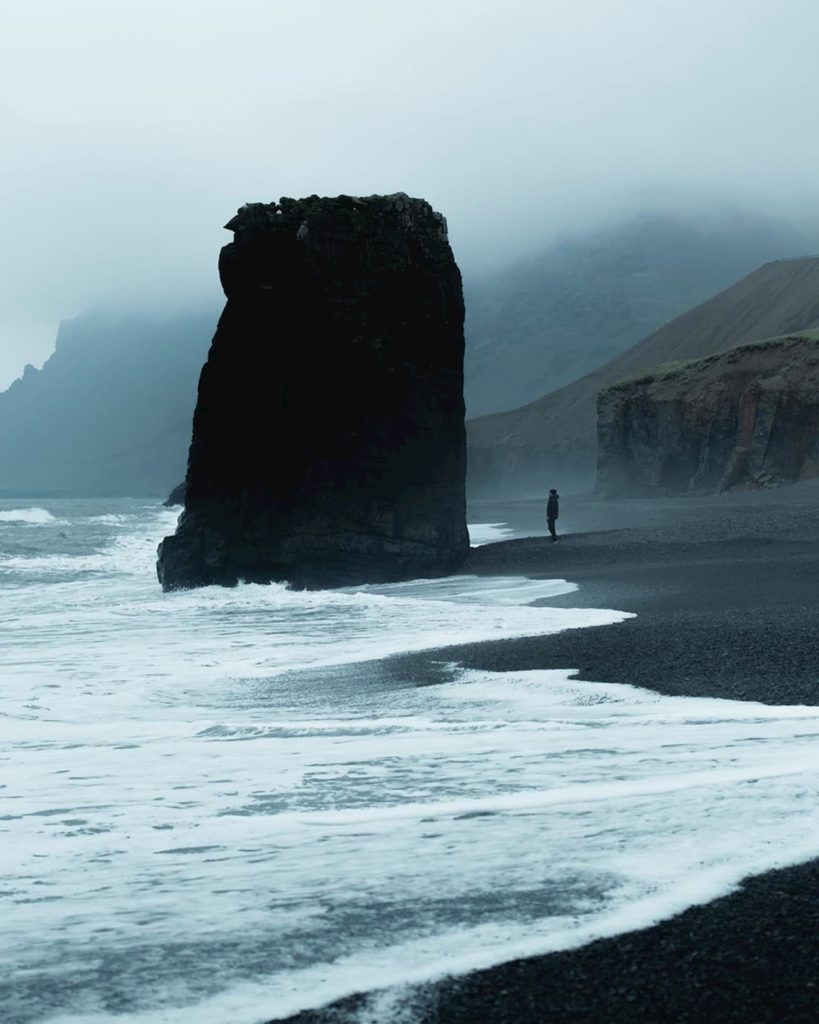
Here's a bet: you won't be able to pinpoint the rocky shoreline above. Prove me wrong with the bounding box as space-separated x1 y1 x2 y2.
276 484 819 1023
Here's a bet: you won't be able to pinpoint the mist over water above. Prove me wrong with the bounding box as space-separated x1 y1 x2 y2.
2 501 819 1023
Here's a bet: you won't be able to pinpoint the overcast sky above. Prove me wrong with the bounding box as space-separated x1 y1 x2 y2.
2 0 819 387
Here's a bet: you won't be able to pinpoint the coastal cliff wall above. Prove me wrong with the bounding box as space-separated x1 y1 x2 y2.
158 194 469 590
596 333 819 497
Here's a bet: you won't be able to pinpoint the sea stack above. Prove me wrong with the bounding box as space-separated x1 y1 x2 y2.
157 193 469 590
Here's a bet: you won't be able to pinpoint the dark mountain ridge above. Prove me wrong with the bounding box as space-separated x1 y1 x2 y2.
0 308 216 496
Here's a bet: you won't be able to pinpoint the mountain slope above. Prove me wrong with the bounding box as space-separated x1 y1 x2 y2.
468 256 819 496
0 309 216 496
465 213 811 417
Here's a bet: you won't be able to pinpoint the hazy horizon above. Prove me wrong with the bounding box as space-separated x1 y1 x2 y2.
3 0 819 387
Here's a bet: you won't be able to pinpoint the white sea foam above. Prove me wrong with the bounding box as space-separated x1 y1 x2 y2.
4 503 819 1024
0 506 57 524
350 574 576 603
84 512 135 525
468 522 515 546
25 667 819 1024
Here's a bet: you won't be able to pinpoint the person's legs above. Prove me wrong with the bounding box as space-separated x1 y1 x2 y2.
547 517 557 540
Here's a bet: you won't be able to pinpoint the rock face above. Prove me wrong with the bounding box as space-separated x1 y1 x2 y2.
596 333 819 497
163 481 186 507
157 194 469 590
0 309 214 497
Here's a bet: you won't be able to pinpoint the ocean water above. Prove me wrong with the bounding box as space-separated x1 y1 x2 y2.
3 499 819 1023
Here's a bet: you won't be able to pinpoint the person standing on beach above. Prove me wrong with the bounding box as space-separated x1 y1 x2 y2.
546 488 559 542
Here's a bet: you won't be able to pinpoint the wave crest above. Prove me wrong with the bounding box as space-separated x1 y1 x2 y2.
0 507 57 524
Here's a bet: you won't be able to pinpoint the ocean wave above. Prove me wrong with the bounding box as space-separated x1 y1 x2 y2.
30 684 819 1024
0 508 179 577
0 506 58 525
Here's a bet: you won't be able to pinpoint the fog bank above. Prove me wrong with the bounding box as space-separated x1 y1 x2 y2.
3 0 819 386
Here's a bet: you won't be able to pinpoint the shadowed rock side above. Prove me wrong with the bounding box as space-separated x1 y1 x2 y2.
163 481 186 507
468 256 819 497
596 332 819 497
157 194 469 590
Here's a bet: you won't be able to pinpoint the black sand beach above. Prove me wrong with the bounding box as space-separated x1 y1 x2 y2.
278 483 819 1023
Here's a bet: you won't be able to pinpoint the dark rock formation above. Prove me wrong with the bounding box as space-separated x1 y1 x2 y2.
163 481 186 507
157 194 469 590
596 333 819 497
468 256 819 498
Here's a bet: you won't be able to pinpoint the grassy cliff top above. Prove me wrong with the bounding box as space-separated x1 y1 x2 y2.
605 329 819 392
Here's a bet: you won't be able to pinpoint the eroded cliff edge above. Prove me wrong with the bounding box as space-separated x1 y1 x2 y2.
158 194 469 590
596 333 819 497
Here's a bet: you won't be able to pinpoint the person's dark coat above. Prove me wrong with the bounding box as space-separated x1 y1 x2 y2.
547 493 559 520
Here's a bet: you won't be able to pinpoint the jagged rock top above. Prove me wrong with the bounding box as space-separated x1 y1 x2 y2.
216 194 454 301
226 192 448 238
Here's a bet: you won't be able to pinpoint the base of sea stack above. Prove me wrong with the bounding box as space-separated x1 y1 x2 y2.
157 507 467 591
278 857 819 1023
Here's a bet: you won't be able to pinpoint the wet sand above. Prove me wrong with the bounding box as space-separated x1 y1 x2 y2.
277 483 819 1023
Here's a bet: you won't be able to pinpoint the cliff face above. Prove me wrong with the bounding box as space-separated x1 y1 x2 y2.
468 256 819 498
0 310 213 497
596 333 819 498
157 194 469 590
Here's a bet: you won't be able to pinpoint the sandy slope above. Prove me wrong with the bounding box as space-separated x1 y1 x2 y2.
468 256 819 495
